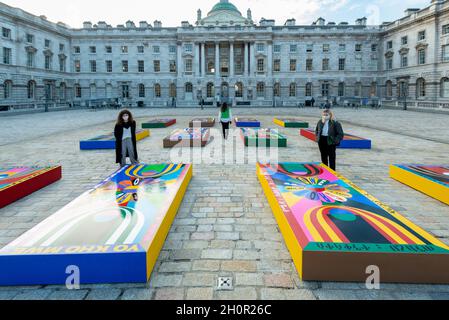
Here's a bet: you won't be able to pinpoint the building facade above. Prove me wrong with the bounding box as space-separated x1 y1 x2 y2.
1 0 449 111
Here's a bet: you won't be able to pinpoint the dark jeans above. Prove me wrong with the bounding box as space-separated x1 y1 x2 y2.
221 121 230 139
318 136 337 171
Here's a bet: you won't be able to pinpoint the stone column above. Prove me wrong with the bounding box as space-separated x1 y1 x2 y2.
195 43 200 76
215 42 220 79
244 42 249 76
201 43 206 77
177 42 183 78
250 42 256 76
230 42 235 77
267 41 273 76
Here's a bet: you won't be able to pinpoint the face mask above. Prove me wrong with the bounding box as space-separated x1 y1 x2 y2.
322 115 330 121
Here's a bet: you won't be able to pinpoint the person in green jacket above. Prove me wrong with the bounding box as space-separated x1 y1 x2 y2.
315 109 344 171
218 102 233 140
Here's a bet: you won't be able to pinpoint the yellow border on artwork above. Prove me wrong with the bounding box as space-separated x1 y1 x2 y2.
145 164 193 280
136 129 151 142
273 118 286 128
0 166 61 192
390 165 449 206
256 163 304 279
328 164 449 250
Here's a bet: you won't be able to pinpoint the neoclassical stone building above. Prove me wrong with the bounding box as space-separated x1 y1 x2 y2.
1 0 449 111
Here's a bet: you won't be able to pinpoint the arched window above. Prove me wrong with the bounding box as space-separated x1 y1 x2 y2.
4 80 12 99
207 82 214 98
289 83 296 97
185 82 193 93
235 82 243 98
169 83 177 98
273 83 280 97
441 78 449 98
74 84 82 98
59 82 66 100
416 78 426 98
257 82 265 98
154 84 161 98
386 81 393 97
138 84 145 98
305 83 312 97
370 82 377 97
27 81 36 99
338 82 345 97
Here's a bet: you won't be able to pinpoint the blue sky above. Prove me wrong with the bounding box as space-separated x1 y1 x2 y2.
2 0 430 27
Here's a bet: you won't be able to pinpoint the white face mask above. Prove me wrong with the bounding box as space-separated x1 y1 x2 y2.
322 115 330 121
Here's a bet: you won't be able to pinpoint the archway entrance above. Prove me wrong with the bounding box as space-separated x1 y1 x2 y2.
221 82 229 98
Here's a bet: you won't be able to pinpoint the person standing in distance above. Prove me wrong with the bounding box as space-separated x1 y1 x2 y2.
114 109 139 168
315 109 344 171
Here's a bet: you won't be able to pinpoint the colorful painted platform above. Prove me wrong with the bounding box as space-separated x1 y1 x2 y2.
274 118 309 128
257 162 449 283
80 129 150 150
0 164 192 286
390 165 449 205
235 118 261 128
189 118 215 128
300 129 371 149
0 167 62 209
163 128 211 148
241 128 287 148
142 119 176 129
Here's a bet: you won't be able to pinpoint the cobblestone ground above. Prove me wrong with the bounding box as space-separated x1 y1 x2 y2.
0 107 448 300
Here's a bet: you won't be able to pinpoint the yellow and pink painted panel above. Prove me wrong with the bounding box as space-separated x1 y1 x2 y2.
258 163 449 283
0 164 192 286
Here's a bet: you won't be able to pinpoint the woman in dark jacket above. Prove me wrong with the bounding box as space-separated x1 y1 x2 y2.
114 109 139 167
315 109 344 171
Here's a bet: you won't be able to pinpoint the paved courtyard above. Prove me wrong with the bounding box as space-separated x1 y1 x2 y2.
0 107 448 300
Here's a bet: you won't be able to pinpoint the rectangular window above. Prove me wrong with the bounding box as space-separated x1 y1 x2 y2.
418 49 426 65
138 60 145 72
26 34 34 43
257 43 265 52
290 44 297 53
401 36 408 45
443 24 449 35
355 44 362 52
105 46 112 53
321 83 330 97
386 41 393 50
169 60 176 72
257 59 265 72
59 57 66 72
45 39 51 48
2 27 11 39
89 46 96 54
169 45 177 54
322 58 329 71
443 45 449 62
75 60 81 72
75 86 82 98
121 46 128 53
338 58 345 71
401 54 408 67
45 55 52 70
290 59 296 72
137 46 144 53
183 44 192 53
122 85 129 98
386 58 393 70
106 60 112 72
74 46 80 54
306 44 313 52
90 60 96 72
274 45 281 53
59 43 65 51
27 52 34 67
273 59 281 72
122 60 128 72
418 30 426 41
3 47 11 64
306 59 313 71
323 44 330 53
153 45 161 54
154 60 160 72
371 44 378 52
339 44 346 52
139 84 145 98
185 59 193 72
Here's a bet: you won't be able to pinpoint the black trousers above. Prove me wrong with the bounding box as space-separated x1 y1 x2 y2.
318 136 337 171
221 121 230 139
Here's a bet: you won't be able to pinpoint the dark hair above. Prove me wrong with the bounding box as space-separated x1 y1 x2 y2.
221 102 228 113
116 109 134 126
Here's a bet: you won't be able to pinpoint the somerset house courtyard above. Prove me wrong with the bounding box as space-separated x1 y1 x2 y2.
0 0 448 302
